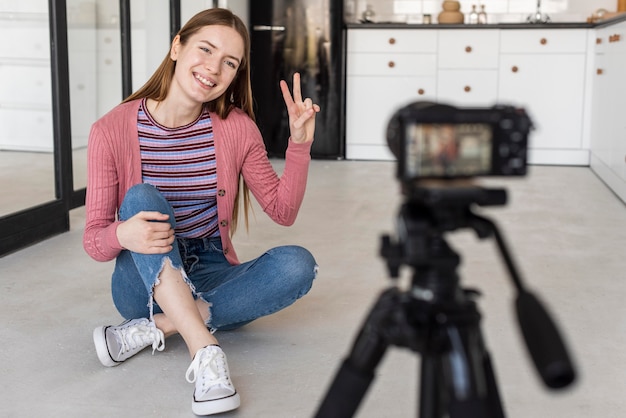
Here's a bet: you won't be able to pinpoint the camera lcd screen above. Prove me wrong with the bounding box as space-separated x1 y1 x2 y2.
404 123 493 178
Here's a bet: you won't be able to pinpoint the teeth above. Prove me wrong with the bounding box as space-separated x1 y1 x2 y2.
195 73 215 87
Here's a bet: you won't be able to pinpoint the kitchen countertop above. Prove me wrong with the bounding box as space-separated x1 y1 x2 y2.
345 13 626 30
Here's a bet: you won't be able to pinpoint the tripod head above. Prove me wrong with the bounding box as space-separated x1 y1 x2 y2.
380 184 576 390
381 184 504 278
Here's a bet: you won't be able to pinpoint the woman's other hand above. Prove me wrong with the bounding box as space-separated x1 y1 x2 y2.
116 211 175 254
280 72 321 144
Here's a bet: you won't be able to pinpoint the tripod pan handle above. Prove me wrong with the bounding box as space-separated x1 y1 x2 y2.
515 290 576 389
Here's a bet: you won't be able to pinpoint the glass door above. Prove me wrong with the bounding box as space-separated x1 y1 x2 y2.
0 0 85 256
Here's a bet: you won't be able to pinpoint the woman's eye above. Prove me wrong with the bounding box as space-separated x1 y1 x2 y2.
225 60 237 69
200 47 211 53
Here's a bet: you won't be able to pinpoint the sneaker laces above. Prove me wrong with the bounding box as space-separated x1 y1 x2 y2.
185 346 230 390
115 321 165 356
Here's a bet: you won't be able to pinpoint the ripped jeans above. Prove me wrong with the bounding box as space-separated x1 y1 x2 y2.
111 183 318 331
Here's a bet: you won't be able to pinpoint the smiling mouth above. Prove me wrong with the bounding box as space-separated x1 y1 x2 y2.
194 73 215 87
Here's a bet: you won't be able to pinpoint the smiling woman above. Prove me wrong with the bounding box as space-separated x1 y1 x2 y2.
84 7 321 417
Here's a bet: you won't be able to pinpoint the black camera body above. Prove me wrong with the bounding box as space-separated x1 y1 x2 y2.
386 101 533 183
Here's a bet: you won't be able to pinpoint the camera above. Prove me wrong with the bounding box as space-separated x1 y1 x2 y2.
386 101 533 182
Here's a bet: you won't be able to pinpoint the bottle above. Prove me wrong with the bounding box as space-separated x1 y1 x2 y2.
345 0 356 22
468 4 479 24
478 4 487 24
362 4 376 23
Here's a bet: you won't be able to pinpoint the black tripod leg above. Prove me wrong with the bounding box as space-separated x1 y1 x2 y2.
482 350 506 418
434 320 507 418
314 289 399 418
419 354 444 418
314 357 378 418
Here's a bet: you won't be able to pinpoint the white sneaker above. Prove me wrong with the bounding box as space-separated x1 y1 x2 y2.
93 318 165 367
185 345 240 415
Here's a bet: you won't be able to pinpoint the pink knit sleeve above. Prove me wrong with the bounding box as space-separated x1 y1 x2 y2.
83 122 124 262
214 109 312 227
239 116 312 226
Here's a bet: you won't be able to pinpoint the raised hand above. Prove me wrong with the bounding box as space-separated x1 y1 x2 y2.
279 72 321 144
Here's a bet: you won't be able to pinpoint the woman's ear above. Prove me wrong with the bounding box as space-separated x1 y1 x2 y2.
170 35 181 61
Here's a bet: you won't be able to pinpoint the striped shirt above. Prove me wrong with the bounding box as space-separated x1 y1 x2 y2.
138 98 219 238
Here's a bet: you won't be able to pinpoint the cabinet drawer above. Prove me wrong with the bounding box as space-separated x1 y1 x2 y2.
500 29 588 54
97 30 120 52
499 54 585 150
0 108 53 151
0 64 52 106
437 70 498 106
438 30 499 69
68 28 97 52
0 1 47 13
597 25 626 53
594 27 611 54
346 75 437 146
0 25 49 60
347 29 437 53
348 52 436 76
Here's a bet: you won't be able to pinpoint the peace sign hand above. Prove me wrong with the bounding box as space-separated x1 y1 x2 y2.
279 72 321 144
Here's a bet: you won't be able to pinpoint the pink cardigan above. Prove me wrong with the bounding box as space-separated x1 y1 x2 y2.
83 99 312 265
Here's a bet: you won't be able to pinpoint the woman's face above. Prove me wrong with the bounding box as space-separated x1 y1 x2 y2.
169 24 244 106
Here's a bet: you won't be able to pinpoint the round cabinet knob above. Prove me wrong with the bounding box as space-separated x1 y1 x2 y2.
540 38 548 45
388 61 395 68
388 37 396 45
512 66 519 73
465 46 472 53
464 86 471 93
596 37 603 44
597 68 604 75
417 88 425 95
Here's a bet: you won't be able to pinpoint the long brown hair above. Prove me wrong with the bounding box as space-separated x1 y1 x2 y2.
123 8 253 235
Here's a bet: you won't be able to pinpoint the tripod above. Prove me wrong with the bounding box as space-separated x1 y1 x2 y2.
315 186 575 418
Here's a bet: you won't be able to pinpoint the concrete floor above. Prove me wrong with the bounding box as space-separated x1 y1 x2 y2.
1 160 625 417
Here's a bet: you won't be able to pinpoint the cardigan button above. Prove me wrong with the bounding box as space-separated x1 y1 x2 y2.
218 189 226 196
223 247 229 255
220 220 229 227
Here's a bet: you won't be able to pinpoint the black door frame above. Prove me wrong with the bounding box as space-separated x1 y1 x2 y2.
0 0 183 257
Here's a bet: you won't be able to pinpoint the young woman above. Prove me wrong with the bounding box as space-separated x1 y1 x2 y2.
83 8 319 416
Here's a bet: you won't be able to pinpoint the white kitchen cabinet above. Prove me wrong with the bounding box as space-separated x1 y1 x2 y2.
345 29 438 160
437 29 499 107
498 29 590 165
0 9 53 152
345 27 591 164
589 21 626 203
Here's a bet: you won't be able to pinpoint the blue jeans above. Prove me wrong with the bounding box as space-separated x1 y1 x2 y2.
111 183 318 331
